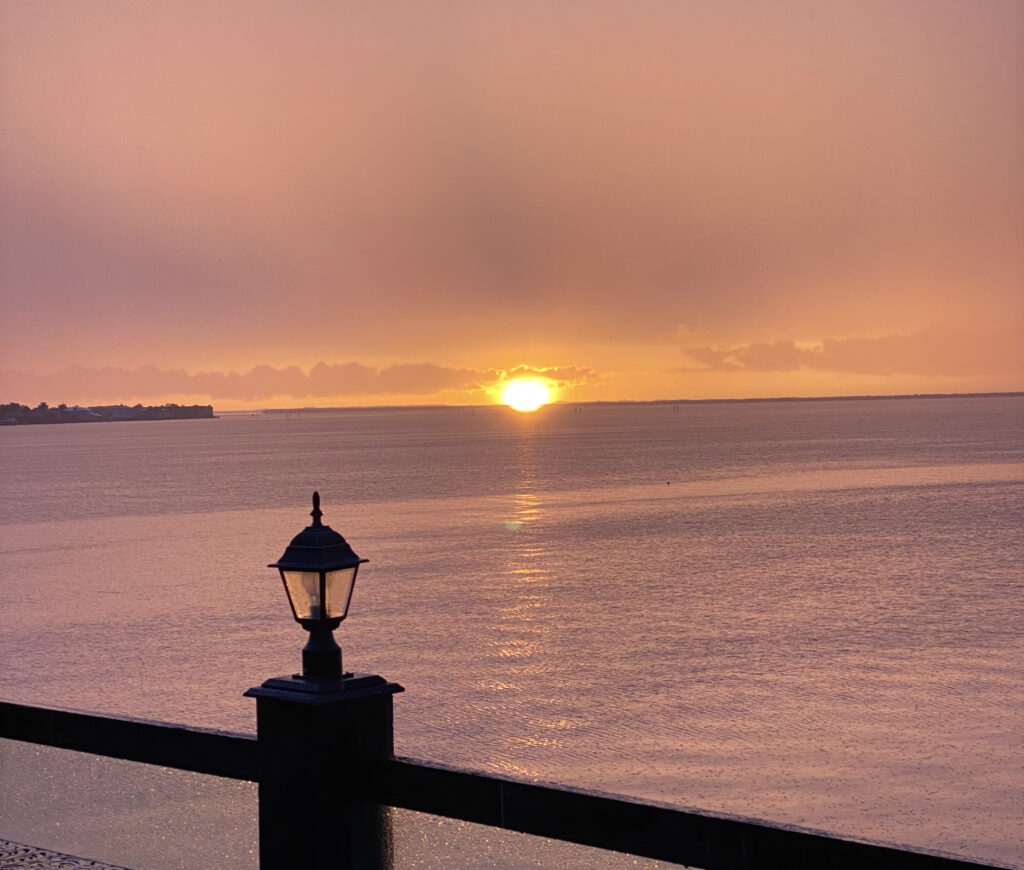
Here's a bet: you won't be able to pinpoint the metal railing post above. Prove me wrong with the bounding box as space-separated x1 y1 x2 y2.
245 674 403 870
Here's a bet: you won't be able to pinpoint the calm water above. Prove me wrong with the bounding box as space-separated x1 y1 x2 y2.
1 396 1022 865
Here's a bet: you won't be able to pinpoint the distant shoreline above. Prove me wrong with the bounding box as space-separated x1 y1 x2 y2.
260 390 1024 414
0 403 216 425
579 390 1024 406
4 392 1019 422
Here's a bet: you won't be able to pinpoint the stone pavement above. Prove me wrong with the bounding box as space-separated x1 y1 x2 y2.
0 839 130 869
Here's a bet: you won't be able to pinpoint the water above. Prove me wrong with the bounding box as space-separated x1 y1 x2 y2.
1 396 1022 865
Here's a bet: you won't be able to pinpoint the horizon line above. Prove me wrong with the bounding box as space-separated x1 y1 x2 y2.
254 390 1024 414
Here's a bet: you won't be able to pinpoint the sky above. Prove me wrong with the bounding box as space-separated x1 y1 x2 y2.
2 1 1022 409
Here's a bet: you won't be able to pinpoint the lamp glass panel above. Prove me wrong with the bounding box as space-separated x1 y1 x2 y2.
281 570 324 620
324 566 358 620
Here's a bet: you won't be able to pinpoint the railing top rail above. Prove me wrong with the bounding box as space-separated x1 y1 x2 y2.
0 699 258 781
366 756 1007 870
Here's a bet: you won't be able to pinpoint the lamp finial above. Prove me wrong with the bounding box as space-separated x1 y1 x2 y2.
311 491 323 527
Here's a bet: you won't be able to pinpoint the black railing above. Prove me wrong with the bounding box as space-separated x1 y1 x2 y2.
0 698 1006 870
0 700 256 780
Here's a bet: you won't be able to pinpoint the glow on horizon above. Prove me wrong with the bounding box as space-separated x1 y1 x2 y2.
501 379 553 412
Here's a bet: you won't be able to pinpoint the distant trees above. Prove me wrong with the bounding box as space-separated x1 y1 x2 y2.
0 402 215 425
1 402 60 423
1 402 32 422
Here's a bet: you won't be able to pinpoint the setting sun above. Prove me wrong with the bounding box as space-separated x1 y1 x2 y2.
501 379 552 412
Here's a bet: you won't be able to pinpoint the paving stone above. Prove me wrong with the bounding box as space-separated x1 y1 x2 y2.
0 839 131 869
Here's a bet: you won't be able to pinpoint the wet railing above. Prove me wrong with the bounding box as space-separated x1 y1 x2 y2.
0 699 1004 870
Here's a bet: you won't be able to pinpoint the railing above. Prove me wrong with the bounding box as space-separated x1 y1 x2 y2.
0 698 1006 870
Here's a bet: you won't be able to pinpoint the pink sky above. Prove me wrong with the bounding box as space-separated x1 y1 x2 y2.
2 1 1022 408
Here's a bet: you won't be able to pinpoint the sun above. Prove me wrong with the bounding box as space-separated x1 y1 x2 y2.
501 379 552 412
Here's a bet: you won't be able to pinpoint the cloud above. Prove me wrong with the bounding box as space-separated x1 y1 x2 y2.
500 364 596 386
0 361 503 404
678 327 1024 377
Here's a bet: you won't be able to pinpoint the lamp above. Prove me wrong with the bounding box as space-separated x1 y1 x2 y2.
269 491 367 678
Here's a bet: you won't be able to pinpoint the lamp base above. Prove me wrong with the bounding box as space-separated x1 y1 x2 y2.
301 626 343 678
245 672 403 704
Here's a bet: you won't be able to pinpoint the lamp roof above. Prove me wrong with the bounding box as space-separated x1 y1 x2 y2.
269 492 367 574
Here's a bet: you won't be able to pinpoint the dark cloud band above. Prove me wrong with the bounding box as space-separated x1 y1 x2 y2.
678 327 1023 377
0 361 599 405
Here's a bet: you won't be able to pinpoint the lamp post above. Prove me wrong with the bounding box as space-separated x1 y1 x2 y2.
269 491 366 679
246 492 402 870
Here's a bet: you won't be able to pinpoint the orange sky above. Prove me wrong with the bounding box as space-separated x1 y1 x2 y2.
2 1 1022 409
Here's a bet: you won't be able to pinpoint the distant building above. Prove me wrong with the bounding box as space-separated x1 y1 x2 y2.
66 406 104 422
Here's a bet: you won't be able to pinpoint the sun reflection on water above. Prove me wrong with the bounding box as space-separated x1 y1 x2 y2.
483 483 589 765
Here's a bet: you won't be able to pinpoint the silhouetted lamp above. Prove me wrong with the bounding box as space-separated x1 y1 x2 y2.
270 491 367 678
